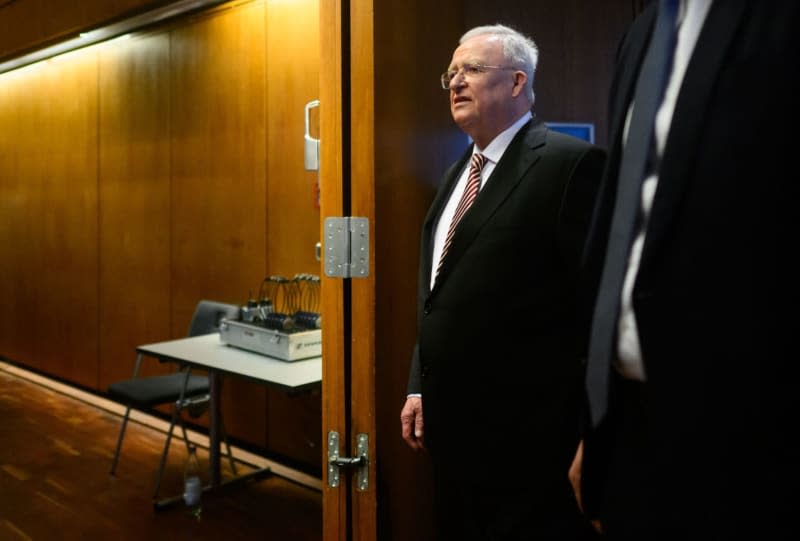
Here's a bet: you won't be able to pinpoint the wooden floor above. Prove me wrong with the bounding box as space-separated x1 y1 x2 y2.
0 365 322 541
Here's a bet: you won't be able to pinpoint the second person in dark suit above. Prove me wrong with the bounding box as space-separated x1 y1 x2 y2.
400 24 605 540
579 1 800 539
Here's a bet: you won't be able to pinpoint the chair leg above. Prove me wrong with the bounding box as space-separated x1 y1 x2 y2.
110 406 132 476
152 405 181 500
179 418 192 454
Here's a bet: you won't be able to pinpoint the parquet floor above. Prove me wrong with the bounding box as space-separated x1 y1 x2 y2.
0 365 322 541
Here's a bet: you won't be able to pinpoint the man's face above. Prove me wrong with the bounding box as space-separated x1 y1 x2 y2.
447 35 524 148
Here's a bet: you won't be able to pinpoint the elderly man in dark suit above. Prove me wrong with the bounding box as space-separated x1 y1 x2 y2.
400 23 604 540
579 1 800 539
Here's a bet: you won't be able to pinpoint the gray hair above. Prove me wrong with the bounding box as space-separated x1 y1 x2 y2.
459 24 538 102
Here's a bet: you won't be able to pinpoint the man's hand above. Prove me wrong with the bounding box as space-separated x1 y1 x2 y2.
569 439 584 511
400 396 425 450
569 439 603 534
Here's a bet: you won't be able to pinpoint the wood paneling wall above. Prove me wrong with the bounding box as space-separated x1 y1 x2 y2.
170 1 271 447
0 69 36 367
98 34 172 388
0 0 321 471
35 53 102 388
0 49 99 388
263 0 321 467
370 2 465 539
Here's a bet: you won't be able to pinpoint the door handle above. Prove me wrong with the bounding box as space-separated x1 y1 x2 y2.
304 99 320 171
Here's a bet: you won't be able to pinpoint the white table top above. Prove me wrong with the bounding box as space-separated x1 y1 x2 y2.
137 333 321 391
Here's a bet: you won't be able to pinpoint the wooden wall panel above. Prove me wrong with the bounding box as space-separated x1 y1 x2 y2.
370 3 465 539
29 49 100 387
264 0 320 275
170 2 269 445
263 0 322 470
169 3 268 324
97 33 172 389
0 66 42 368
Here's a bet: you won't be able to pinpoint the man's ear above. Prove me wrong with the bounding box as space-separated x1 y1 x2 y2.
510 70 527 98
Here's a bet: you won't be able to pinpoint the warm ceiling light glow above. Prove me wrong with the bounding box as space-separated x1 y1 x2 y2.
0 0 227 75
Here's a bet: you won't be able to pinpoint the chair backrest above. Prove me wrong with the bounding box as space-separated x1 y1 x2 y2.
188 300 240 337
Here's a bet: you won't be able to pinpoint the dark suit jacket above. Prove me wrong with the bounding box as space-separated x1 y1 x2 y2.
408 118 604 491
581 2 800 538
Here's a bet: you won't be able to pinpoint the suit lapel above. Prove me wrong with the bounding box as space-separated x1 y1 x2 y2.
640 1 749 271
585 6 655 265
432 119 545 290
609 7 657 164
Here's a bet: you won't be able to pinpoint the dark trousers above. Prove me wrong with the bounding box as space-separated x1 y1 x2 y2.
590 375 798 541
591 376 658 540
432 466 599 541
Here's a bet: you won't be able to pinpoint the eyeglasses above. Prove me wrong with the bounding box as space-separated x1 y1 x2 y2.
440 63 516 89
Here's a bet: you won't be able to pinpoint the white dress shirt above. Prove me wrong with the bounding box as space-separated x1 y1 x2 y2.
430 111 533 289
616 0 713 380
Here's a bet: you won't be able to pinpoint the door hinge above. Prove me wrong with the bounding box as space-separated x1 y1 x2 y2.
323 217 369 278
327 431 369 491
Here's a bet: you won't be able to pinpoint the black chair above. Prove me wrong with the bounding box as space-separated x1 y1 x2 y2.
108 299 240 499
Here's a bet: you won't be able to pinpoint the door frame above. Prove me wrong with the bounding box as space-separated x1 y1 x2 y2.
320 0 377 539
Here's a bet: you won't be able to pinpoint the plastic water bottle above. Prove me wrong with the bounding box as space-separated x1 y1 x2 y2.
183 444 202 519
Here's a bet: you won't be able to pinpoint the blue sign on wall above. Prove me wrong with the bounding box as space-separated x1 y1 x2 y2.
546 122 595 144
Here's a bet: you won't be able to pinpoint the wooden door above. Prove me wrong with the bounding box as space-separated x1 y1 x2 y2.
319 1 378 540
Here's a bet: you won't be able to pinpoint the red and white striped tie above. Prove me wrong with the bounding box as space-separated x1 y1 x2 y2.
435 152 488 279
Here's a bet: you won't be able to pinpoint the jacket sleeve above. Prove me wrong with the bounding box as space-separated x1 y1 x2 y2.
406 342 421 395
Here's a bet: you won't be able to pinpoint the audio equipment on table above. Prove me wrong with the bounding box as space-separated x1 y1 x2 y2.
219 273 322 361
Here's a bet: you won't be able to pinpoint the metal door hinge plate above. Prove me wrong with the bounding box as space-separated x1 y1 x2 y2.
323 217 369 278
